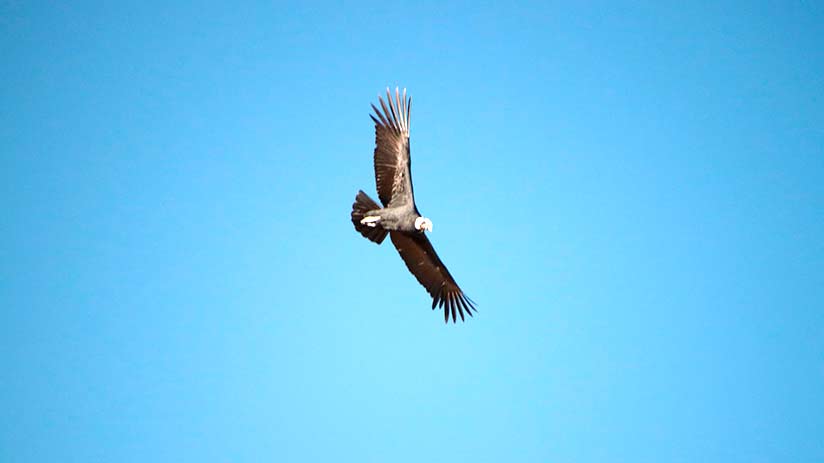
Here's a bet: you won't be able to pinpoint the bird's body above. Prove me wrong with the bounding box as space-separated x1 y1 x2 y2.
351 88 476 323
361 204 418 232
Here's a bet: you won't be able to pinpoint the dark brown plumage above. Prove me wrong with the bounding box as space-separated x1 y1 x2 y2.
370 89 413 208
351 88 476 323
389 231 476 322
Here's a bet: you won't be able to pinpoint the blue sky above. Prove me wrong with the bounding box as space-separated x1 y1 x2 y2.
2 1 823 462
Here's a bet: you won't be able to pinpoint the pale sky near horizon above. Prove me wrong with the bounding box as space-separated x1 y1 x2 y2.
3 2 823 462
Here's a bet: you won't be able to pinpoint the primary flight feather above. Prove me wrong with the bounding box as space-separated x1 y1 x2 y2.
351 88 476 323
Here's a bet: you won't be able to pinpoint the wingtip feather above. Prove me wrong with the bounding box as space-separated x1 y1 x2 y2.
372 87 411 134
455 293 465 321
458 295 473 317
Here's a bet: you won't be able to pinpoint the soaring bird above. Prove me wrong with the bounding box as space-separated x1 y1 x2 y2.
351 88 476 323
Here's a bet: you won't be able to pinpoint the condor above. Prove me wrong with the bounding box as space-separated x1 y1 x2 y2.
351 88 476 323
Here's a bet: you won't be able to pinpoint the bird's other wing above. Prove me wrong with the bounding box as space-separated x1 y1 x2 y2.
370 87 414 208
389 231 476 323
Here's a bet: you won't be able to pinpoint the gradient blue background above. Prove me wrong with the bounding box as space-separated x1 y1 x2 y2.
3 2 823 461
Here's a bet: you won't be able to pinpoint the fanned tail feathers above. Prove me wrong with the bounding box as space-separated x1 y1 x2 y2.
351 190 387 244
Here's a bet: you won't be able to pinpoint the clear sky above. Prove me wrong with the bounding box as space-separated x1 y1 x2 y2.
2 1 823 462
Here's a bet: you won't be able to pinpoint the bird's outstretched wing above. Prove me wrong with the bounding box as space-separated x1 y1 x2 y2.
370 88 414 208
389 231 476 323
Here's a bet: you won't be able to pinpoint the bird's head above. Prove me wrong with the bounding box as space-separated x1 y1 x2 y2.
414 217 433 233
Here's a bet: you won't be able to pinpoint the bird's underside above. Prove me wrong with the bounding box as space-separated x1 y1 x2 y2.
350 88 476 323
